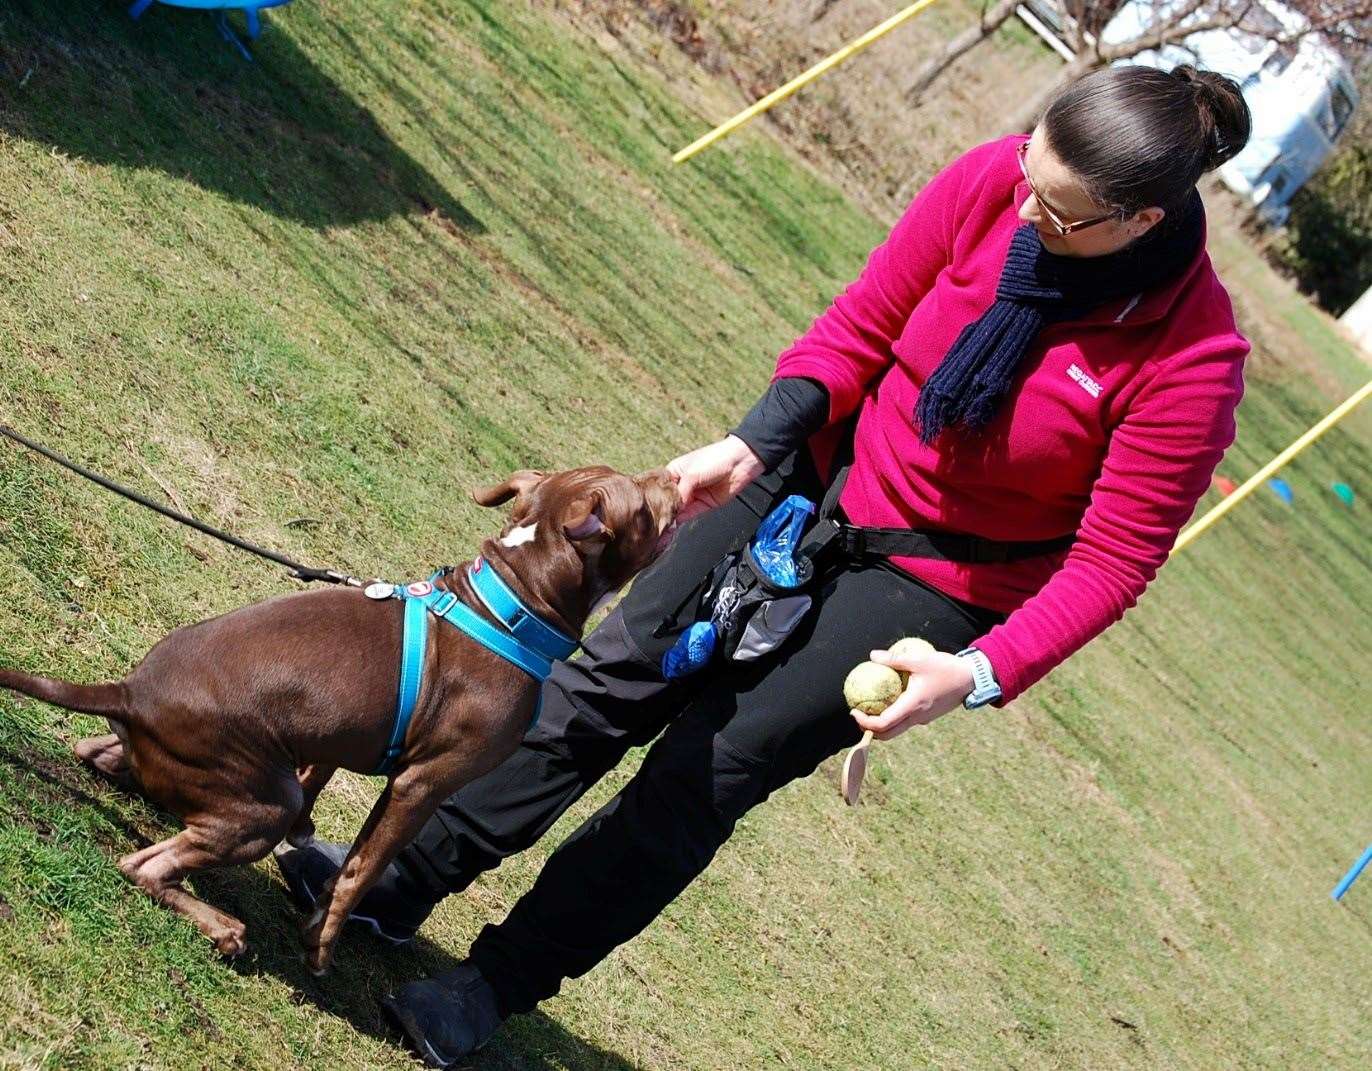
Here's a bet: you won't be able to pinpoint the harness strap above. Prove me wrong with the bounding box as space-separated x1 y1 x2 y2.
375 594 430 775
372 576 556 775
801 517 1073 565
419 587 555 681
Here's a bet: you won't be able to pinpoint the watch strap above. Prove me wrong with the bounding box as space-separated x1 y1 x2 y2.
956 646 1002 708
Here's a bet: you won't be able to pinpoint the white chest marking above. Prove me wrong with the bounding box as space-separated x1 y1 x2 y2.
500 523 538 549
1066 363 1103 399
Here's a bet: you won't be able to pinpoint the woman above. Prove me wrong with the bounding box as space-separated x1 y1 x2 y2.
278 64 1252 1064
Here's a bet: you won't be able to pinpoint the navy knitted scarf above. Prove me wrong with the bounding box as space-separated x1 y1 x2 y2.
915 189 1205 444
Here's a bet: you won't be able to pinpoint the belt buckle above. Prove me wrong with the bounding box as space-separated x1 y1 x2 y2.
797 518 842 564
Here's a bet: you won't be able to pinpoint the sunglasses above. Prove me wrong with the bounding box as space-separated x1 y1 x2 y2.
1016 141 1120 237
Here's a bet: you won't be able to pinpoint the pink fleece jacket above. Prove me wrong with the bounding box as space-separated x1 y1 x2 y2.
773 135 1249 704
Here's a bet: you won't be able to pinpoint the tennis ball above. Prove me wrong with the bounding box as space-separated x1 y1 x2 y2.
888 636 936 661
886 636 936 684
843 661 904 715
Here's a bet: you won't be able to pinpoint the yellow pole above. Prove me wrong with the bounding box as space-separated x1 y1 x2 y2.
1171 377 1372 556
672 0 941 164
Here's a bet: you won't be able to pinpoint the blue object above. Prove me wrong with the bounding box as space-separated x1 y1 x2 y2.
376 592 430 775
129 0 294 60
468 556 578 662
374 562 573 774
662 620 719 680
1268 477 1294 505
750 495 815 588
660 495 817 679
1332 844 1372 901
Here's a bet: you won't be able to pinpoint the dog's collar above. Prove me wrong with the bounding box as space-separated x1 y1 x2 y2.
467 557 578 663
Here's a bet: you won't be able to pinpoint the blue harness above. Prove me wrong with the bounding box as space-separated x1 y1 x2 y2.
371 558 578 775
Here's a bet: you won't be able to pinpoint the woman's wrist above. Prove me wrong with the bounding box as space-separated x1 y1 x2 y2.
721 433 763 467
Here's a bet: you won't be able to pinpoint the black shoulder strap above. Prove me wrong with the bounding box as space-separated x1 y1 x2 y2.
817 419 857 522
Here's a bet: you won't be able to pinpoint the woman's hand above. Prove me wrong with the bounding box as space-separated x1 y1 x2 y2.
850 647 976 740
666 435 766 524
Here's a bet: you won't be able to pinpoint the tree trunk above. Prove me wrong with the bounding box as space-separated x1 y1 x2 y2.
1004 55 1096 133
907 0 1022 102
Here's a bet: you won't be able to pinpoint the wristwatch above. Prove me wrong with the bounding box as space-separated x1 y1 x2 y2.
956 647 1002 709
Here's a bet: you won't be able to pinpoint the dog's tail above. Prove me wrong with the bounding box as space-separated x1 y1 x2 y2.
0 669 131 720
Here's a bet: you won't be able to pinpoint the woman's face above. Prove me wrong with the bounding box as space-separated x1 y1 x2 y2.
1017 128 1166 258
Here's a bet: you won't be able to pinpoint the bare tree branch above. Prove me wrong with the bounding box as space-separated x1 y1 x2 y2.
907 0 1021 100
1101 8 1255 60
914 0 1368 118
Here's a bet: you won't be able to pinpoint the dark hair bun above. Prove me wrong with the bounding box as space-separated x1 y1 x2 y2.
1172 65 1251 170
1044 64 1254 213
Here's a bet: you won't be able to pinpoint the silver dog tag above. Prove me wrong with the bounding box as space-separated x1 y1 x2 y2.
364 582 395 600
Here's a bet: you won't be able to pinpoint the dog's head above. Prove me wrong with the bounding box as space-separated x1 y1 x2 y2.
473 465 681 628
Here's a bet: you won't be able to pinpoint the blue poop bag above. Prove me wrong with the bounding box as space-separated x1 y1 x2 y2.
660 495 817 679
749 495 816 588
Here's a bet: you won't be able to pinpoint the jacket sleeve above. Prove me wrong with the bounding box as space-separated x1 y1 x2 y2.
971 339 1248 703
730 377 831 472
770 141 993 426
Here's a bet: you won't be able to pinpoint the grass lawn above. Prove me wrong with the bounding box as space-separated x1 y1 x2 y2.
1 1 1369 1068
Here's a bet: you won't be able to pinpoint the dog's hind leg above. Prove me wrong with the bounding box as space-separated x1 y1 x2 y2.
301 769 448 974
284 764 336 848
119 779 302 956
119 829 259 956
74 732 140 792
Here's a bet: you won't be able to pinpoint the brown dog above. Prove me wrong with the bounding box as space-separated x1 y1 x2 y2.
0 465 679 972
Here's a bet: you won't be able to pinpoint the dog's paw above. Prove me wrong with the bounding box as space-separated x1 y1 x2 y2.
300 905 336 975
214 926 249 959
301 943 335 976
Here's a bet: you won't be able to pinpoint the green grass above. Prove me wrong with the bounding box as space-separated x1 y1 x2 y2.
1 2 1370 1068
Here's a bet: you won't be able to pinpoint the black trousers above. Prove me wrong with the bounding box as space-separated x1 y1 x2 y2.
394 451 1007 1016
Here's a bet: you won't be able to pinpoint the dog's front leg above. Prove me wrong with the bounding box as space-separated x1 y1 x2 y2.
285 764 336 848
301 767 448 974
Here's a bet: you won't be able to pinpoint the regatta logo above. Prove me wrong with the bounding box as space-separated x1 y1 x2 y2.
1067 363 1102 398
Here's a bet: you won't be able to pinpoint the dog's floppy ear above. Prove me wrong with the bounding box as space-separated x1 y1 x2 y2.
562 490 614 545
473 470 545 508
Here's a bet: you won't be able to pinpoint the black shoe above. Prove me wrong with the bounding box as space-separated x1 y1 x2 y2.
271 840 438 945
381 962 504 1068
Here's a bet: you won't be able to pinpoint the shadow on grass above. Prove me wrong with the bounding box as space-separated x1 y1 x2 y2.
200 862 643 1070
0 730 640 1070
0 1 482 233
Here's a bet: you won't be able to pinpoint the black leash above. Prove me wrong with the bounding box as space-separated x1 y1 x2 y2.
0 423 363 587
